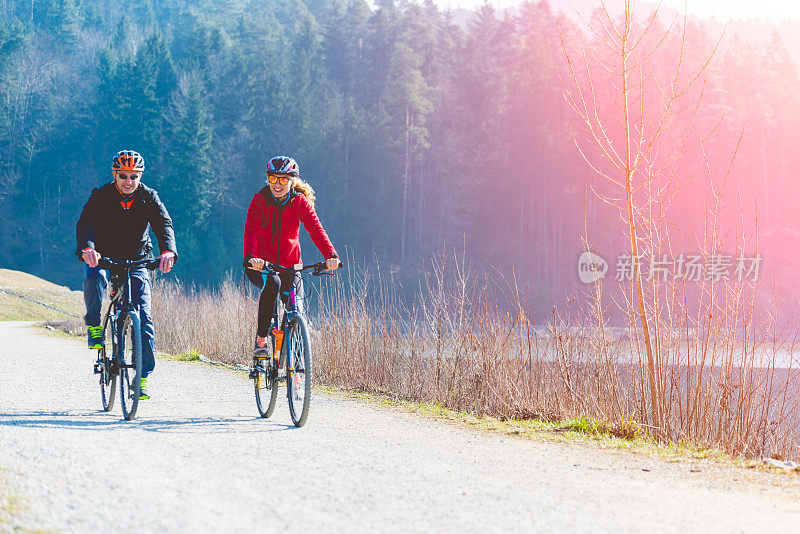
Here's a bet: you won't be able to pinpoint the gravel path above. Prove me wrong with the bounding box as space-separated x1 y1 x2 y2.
1 321 799 533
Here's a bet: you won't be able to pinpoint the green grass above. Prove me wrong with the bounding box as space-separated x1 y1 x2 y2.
316 386 656 447
0 495 27 516
0 287 83 321
174 350 201 361
159 349 204 362
557 417 645 441
0 268 83 322
0 466 30 530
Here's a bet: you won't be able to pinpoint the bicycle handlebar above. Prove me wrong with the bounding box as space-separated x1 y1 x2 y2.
246 260 344 277
98 257 161 271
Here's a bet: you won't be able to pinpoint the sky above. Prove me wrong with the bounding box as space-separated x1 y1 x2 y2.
433 0 800 23
656 0 800 21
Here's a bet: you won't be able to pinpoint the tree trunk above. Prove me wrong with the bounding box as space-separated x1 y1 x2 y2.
520 181 525 266
344 133 349 197
401 102 410 275
621 6 659 429
418 157 423 260
543 196 549 288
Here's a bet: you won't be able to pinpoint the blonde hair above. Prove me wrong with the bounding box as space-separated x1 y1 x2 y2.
292 177 316 206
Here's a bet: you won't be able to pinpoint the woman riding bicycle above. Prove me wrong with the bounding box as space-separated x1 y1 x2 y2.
243 156 339 353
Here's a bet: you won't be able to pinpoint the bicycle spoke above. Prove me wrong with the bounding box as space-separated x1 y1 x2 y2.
254 345 278 418
98 312 117 412
287 316 312 427
118 313 142 420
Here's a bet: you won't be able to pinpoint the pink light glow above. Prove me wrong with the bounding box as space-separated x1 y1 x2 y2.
436 0 800 23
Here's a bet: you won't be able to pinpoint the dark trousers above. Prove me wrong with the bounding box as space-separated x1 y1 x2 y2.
83 266 156 378
249 270 302 337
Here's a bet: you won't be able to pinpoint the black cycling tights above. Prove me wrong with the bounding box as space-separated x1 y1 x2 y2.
256 270 300 338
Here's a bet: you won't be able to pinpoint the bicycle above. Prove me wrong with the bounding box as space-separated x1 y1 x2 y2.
247 261 341 427
92 257 160 421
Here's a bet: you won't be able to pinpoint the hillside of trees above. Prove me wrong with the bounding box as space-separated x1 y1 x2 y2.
1 0 799 317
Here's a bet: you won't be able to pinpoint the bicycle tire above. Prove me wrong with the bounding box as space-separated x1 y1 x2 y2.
254 337 279 418
286 314 312 427
98 309 117 412
118 312 142 421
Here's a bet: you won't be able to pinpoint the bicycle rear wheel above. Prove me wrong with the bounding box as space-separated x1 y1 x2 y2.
118 313 142 421
254 337 279 418
286 315 312 427
98 311 117 412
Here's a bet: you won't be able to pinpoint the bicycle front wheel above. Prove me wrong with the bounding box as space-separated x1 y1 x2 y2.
286 315 312 427
118 313 142 421
98 311 117 412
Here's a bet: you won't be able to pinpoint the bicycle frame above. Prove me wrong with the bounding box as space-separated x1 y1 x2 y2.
100 258 155 360
281 284 305 373
259 265 307 369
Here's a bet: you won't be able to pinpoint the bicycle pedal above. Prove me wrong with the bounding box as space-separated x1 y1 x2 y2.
93 362 104 374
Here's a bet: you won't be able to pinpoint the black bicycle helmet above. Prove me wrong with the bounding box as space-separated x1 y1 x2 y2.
266 155 299 176
112 150 145 172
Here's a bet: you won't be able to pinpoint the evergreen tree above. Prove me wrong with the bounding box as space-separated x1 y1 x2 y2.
383 40 432 273
164 73 213 229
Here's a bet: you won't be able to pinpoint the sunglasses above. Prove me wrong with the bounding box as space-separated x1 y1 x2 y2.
116 172 141 181
267 174 292 185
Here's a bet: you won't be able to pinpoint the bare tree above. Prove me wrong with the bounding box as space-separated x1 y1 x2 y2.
559 1 721 429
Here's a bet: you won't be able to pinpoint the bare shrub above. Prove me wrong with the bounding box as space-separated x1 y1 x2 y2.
44 317 85 335
151 274 256 365
149 254 800 460
315 255 800 458
551 0 800 459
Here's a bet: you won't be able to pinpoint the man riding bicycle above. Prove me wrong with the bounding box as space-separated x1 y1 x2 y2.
75 150 177 400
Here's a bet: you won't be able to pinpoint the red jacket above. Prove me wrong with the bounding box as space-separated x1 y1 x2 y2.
243 187 337 267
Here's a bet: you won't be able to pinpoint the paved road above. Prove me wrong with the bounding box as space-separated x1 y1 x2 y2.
1 321 799 533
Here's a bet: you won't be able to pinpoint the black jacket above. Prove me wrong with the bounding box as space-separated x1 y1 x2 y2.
75 182 177 262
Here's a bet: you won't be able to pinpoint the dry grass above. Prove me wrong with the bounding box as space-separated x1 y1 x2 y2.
43 317 86 335
0 268 71 290
149 255 800 462
551 0 800 460
151 274 257 365
0 287 83 322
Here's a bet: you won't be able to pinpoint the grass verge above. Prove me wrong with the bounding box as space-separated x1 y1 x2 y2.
0 466 32 532
0 287 83 322
165 350 202 362
315 384 800 482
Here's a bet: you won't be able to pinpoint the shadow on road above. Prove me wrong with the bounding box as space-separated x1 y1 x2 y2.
0 411 297 433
